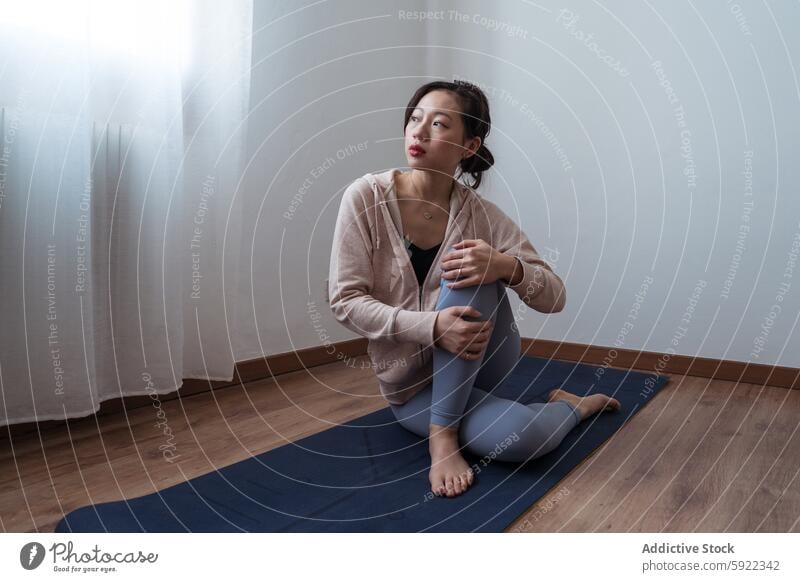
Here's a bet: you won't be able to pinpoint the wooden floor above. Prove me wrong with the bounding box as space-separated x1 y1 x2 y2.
1 355 798 532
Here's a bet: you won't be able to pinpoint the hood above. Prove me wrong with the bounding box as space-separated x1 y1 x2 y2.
362 169 475 251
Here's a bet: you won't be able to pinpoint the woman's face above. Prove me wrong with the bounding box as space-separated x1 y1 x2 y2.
404 89 481 175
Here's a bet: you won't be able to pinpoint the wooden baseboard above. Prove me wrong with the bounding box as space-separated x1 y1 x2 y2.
3 336 797 440
520 338 800 390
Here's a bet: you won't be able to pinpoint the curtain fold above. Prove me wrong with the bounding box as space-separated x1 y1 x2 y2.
0 0 253 426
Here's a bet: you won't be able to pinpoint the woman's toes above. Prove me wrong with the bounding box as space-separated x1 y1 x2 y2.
429 454 474 498
447 477 459 495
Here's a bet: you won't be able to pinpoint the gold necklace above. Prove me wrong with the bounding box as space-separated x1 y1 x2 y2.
407 173 452 220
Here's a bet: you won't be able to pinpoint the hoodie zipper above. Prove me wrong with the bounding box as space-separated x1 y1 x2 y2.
417 282 424 367
376 178 433 369
417 240 449 367
371 174 468 368
415 234 461 368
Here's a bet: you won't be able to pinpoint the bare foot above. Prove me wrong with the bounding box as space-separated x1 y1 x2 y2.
547 387 621 421
428 424 474 498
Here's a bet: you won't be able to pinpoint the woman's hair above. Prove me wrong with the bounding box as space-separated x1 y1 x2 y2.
403 79 494 189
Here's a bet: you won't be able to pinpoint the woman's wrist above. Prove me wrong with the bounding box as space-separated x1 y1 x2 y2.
499 253 522 285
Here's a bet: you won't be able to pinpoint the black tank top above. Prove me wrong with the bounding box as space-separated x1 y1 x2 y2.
407 241 443 287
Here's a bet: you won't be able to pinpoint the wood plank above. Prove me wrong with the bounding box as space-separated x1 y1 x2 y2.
2 354 798 533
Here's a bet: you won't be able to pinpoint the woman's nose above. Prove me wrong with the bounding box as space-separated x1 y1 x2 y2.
412 125 427 141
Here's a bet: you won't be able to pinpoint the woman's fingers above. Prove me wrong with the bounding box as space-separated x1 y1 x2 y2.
455 342 482 359
458 324 492 355
463 336 489 356
465 319 492 332
461 331 489 348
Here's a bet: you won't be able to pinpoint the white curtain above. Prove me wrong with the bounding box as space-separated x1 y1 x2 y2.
0 0 253 426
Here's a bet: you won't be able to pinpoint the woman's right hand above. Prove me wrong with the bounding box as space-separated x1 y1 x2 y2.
433 306 494 361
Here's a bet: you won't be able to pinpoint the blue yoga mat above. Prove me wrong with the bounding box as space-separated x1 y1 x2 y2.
55 355 669 532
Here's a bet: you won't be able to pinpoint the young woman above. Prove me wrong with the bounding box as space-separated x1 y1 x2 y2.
328 80 620 499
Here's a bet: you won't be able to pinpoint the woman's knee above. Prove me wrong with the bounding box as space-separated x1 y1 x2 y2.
482 428 553 464
468 408 559 463
509 412 575 462
435 277 503 313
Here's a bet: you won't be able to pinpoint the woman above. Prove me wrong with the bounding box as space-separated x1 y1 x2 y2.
328 80 620 499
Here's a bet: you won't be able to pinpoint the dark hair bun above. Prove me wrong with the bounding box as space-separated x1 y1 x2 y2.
461 142 494 178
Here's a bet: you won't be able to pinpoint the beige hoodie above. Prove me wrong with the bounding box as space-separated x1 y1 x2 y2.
328 168 566 406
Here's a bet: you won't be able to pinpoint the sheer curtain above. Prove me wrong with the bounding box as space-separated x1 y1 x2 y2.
0 0 253 426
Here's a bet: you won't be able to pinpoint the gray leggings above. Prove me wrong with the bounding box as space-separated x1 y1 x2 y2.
390 272 581 464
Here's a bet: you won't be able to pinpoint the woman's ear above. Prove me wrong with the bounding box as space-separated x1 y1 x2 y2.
462 136 481 160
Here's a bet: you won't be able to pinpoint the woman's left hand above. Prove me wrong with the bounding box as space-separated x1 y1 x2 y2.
440 239 504 289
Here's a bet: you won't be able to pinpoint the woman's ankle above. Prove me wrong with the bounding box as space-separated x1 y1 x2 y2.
429 422 460 448
430 421 458 434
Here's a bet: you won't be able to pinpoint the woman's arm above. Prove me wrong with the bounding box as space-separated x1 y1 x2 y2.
489 202 566 313
328 178 439 344
497 253 524 286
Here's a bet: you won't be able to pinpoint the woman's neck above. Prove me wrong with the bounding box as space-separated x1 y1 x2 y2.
400 169 454 207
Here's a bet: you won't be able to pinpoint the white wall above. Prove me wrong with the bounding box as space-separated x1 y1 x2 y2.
234 0 800 370
233 0 433 360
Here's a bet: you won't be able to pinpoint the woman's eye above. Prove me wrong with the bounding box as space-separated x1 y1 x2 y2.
409 115 446 127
